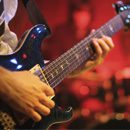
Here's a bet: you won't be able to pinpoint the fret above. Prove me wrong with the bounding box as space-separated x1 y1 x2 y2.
37 72 49 85
52 48 79 85
41 78 47 83
42 12 126 88
109 25 114 32
51 48 91 87
50 73 54 78
49 54 84 87
30 64 49 85
106 16 123 36
44 43 92 88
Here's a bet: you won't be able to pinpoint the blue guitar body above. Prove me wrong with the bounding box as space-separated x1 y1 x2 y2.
0 24 47 71
0 2 130 129
0 24 73 130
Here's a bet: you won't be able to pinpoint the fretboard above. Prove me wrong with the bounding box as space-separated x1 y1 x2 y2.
42 12 125 88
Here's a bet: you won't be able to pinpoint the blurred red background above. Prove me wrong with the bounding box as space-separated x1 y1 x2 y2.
10 0 130 129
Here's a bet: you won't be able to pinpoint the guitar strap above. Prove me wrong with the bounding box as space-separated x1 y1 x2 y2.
22 0 51 35
0 0 5 37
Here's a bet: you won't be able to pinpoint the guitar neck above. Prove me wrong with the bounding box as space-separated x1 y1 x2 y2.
42 13 124 88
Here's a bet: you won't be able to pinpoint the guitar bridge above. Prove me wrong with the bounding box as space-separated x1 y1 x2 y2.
30 64 54 99
30 64 49 85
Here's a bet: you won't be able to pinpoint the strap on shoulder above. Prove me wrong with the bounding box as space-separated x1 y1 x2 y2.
22 0 51 35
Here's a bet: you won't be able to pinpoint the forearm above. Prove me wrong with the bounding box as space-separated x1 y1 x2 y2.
0 66 12 97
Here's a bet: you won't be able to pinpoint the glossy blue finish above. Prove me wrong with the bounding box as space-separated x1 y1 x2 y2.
0 24 50 71
0 24 73 129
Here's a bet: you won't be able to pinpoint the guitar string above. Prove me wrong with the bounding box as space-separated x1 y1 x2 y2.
40 14 123 87
44 16 123 86
40 25 116 88
43 18 116 77
37 14 123 87
44 10 125 87
48 23 123 87
43 14 122 75
43 16 122 74
48 28 114 88
43 10 126 77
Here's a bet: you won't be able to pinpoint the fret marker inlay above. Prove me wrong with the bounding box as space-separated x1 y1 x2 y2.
42 11 126 88
61 65 64 70
51 73 54 78
75 54 79 59
109 25 114 32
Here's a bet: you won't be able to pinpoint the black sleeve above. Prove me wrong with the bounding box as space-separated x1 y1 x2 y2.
21 0 51 35
22 0 30 7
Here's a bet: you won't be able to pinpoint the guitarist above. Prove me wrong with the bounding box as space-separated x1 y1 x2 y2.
0 0 114 125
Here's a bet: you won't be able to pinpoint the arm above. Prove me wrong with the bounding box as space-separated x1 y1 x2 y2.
0 66 55 122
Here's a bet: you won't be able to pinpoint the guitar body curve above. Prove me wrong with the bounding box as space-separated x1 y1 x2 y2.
0 24 47 71
0 24 73 130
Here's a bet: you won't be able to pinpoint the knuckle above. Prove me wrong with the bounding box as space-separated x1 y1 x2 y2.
39 95 46 101
34 102 40 109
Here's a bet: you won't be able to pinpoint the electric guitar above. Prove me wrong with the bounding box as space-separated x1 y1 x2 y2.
0 1 130 130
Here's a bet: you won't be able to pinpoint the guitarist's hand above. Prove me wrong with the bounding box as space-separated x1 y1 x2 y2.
0 67 55 122
69 30 114 77
84 29 114 70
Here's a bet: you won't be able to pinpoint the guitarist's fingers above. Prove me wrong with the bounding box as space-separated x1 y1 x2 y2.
34 102 51 116
102 35 115 49
27 108 42 122
92 38 103 58
43 84 55 97
39 94 55 109
96 38 110 57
